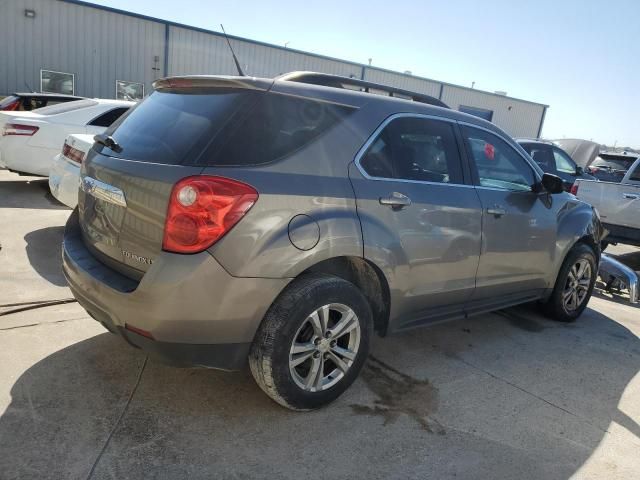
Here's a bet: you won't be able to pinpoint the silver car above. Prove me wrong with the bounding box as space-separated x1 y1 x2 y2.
62 72 603 410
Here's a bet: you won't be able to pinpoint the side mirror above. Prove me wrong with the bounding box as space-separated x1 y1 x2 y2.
540 172 564 194
576 166 584 175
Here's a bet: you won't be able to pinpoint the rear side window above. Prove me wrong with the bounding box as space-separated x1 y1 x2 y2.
99 90 354 166
552 148 577 174
359 116 463 184
207 94 354 166
88 107 130 127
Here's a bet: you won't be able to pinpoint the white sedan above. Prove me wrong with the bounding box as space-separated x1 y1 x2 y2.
0 99 133 176
48 133 95 208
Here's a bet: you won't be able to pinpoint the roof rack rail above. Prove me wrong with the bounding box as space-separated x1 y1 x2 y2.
277 71 449 109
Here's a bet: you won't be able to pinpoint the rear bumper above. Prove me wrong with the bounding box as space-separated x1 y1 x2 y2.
62 210 291 370
48 154 80 208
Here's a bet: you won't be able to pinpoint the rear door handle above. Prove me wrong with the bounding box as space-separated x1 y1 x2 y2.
486 206 506 217
379 192 412 210
623 193 639 200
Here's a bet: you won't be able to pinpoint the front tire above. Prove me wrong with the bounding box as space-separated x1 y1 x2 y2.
543 243 597 322
249 274 372 410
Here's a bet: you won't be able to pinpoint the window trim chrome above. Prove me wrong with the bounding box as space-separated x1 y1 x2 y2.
353 112 474 188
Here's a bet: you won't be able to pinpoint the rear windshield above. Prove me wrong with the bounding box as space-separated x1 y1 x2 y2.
591 154 637 171
98 90 355 166
34 99 98 115
0 96 19 108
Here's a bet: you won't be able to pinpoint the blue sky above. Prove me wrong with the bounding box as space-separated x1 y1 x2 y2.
91 0 639 147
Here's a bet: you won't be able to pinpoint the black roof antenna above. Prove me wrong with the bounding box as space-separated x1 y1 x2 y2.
220 24 245 76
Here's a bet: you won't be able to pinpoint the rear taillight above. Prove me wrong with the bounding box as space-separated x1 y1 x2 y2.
1 99 20 111
2 123 39 136
62 143 86 164
163 176 258 254
570 183 579 196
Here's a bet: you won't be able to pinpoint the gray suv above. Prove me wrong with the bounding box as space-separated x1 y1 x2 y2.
62 72 603 410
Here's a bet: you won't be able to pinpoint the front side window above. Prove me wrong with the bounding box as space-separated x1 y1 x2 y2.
359 116 463 184
462 126 535 192
41 70 74 95
552 148 577 174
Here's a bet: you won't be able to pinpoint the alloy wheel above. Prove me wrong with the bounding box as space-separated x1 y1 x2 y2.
289 303 361 392
562 259 592 312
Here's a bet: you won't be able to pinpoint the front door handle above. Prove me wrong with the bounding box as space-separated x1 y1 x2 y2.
379 192 412 210
623 193 639 200
486 205 506 217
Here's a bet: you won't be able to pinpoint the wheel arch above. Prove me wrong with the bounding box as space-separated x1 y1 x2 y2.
298 256 391 336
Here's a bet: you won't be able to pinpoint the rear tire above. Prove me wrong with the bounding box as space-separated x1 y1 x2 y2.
249 273 372 411
542 243 597 322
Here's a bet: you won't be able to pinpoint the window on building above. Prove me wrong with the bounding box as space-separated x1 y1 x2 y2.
459 105 494 122
359 117 463 184
41 70 75 95
116 80 145 101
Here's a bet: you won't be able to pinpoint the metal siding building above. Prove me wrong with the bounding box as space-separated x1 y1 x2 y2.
0 0 548 137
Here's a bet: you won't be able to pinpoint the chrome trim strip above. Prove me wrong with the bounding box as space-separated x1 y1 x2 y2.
81 176 127 207
599 253 639 304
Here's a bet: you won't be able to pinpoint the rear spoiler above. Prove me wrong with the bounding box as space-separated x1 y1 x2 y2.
153 76 273 92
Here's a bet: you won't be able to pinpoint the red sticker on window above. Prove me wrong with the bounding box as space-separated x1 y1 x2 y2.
484 143 495 160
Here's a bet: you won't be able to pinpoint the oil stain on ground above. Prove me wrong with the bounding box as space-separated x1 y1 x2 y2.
350 356 444 434
496 310 546 333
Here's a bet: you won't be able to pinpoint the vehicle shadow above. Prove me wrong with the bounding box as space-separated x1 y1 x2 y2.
0 178 70 210
24 226 67 287
0 307 638 479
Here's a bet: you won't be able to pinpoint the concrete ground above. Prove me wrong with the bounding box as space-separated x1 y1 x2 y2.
1 169 639 480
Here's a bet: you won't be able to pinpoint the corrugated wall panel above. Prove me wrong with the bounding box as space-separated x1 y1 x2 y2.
168 26 361 78
441 85 544 138
1 0 546 138
363 69 441 97
0 0 165 98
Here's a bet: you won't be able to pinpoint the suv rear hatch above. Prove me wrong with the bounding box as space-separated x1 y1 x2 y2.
78 77 274 279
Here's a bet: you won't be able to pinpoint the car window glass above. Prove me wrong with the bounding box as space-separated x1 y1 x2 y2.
88 107 130 127
553 148 577 174
359 117 463 184
462 126 534 191
525 146 555 172
629 162 640 181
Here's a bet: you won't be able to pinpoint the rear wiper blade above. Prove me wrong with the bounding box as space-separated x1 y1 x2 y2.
94 134 122 153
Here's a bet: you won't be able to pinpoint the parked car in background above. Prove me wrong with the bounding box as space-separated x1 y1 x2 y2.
0 99 133 176
0 92 85 111
48 134 94 208
517 139 595 191
62 72 602 411
574 156 640 248
586 151 639 182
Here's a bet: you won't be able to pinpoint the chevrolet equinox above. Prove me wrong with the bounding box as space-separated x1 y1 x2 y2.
62 72 602 410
